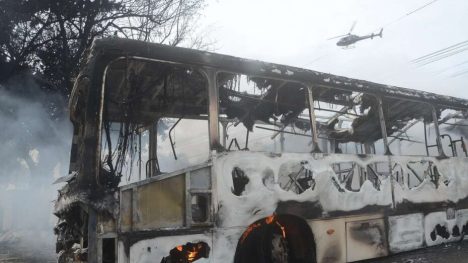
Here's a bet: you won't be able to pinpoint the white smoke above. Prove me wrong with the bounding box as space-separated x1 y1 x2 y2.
0 74 72 261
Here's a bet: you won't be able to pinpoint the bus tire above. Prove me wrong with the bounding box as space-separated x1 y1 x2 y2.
235 215 316 263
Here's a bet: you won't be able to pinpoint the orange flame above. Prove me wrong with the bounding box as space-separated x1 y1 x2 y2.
276 221 287 239
187 248 198 261
241 214 288 244
265 214 275 224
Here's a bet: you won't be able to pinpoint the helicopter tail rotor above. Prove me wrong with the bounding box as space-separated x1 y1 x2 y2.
378 28 383 38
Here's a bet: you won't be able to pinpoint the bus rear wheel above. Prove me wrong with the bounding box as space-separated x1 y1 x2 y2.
234 223 290 263
234 215 316 263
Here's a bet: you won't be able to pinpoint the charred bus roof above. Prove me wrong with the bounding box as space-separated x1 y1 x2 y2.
70 38 468 144
73 38 468 108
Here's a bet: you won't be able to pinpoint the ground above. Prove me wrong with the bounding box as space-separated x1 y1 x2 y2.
0 243 55 263
360 240 468 263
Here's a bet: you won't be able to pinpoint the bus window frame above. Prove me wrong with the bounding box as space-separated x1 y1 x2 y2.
98 57 455 186
98 56 212 184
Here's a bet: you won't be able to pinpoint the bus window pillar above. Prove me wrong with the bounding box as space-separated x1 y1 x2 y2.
431 106 447 157
306 85 321 153
377 96 396 208
377 96 391 155
148 120 158 178
204 67 221 151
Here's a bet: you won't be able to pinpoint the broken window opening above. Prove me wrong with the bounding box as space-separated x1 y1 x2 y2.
332 162 382 192
278 161 315 194
311 89 386 155
153 118 210 176
438 109 468 157
406 160 442 189
384 99 440 157
217 72 313 153
100 121 146 186
100 59 211 185
232 167 249 196
365 162 404 190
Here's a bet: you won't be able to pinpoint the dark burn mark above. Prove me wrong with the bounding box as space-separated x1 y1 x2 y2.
275 201 323 219
462 223 468 236
276 201 389 219
430 224 451 241
452 225 460 237
349 222 384 247
322 244 342 263
357 154 370 160
232 167 249 196
460 222 468 240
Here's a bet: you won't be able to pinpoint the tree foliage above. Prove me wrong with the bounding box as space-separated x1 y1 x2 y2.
0 0 206 95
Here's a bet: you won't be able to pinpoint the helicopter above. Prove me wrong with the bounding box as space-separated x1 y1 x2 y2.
329 22 383 48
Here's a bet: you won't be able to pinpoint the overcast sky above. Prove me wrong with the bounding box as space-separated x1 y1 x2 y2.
199 0 468 99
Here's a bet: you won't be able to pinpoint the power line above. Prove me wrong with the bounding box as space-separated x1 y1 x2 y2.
412 40 468 63
435 60 468 75
378 0 441 30
406 0 440 16
415 46 468 67
451 69 468 78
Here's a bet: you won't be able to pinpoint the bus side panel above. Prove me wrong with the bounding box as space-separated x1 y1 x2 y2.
388 213 424 253
309 218 346 263
345 217 388 262
310 214 387 263
424 209 468 247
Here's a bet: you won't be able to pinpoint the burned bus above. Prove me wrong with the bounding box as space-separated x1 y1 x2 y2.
55 38 468 263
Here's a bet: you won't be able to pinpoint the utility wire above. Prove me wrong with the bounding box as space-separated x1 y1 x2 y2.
411 40 468 64
412 40 468 63
451 69 468 78
377 0 441 31
435 60 468 75
415 46 468 67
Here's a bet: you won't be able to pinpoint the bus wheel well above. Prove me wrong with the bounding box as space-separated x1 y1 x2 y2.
234 214 316 263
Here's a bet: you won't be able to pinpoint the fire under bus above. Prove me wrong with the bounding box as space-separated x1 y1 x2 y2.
55 38 468 263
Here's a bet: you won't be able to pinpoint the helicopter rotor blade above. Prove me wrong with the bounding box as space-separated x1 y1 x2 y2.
327 34 348 40
349 21 357 34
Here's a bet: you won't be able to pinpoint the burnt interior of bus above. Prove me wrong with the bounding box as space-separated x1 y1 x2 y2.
98 58 468 184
